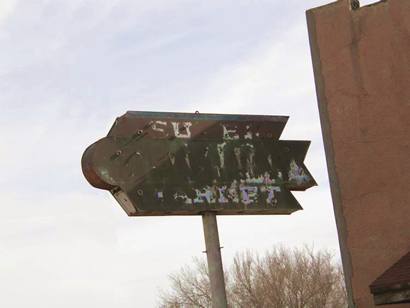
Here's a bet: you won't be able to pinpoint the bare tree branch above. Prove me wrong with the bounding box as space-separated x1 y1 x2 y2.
158 246 347 308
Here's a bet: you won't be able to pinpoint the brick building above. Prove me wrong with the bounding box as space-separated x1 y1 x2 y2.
306 0 410 307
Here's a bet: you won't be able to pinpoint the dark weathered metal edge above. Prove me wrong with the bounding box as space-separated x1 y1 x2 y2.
124 111 289 122
126 208 301 217
81 140 116 190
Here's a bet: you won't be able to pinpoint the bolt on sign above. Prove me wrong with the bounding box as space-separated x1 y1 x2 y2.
82 111 316 216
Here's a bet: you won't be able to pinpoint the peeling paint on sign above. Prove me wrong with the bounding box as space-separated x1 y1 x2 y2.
82 111 316 216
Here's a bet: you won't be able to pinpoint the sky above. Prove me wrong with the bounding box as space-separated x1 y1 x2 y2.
0 0 376 307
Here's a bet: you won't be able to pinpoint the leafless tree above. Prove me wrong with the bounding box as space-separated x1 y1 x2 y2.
158 246 347 308
159 258 213 308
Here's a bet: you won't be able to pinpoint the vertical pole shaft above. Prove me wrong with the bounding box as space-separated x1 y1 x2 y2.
202 212 228 308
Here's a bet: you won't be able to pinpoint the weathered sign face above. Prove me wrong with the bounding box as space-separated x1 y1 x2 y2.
82 111 316 216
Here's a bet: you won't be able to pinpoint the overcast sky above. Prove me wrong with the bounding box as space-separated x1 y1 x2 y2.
0 0 375 307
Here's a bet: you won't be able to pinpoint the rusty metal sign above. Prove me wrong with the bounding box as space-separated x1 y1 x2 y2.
82 111 316 216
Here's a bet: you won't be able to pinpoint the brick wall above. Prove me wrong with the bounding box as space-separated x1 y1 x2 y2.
306 0 410 307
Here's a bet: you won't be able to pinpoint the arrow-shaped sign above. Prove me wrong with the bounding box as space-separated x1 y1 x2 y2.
82 111 316 216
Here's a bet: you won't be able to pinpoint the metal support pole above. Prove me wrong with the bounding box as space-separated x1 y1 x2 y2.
202 212 228 308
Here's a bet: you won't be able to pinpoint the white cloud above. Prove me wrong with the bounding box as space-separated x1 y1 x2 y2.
0 0 16 25
195 23 313 112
